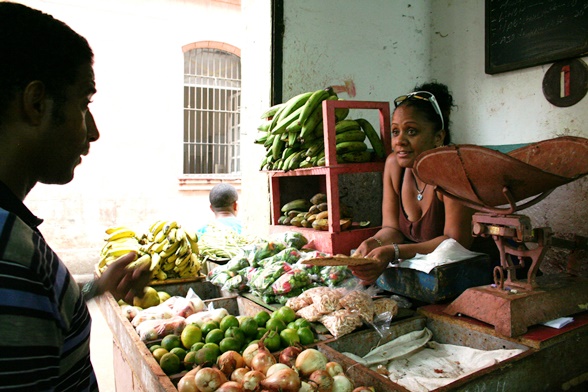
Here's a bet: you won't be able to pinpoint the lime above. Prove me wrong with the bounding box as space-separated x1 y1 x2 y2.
297 326 315 345
170 347 187 362
205 328 225 345
294 318 311 329
161 334 182 351
239 317 259 337
200 321 219 337
159 352 181 375
287 321 298 330
275 306 297 324
264 330 282 352
265 318 287 333
183 350 197 370
280 328 300 347
202 343 221 359
152 347 169 363
219 337 242 353
224 327 246 346
254 310 271 327
194 347 218 367
247 339 259 347
149 344 162 353
219 315 240 332
181 324 202 349
256 327 268 340
190 342 205 352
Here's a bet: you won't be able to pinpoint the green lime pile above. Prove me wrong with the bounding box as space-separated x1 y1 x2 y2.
146 306 317 376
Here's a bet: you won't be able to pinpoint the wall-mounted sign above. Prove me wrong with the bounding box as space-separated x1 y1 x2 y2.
486 0 588 75
542 58 588 107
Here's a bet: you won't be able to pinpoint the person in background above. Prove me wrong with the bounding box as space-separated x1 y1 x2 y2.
0 2 150 390
350 81 496 285
198 183 243 236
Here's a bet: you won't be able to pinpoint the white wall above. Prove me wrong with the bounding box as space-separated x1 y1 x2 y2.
14 0 587 275
20 0 243 273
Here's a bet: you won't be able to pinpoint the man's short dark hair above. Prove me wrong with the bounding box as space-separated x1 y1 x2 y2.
0 2 94 122
210 183 238 210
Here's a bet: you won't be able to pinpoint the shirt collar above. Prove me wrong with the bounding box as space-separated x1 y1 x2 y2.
0 180 44 229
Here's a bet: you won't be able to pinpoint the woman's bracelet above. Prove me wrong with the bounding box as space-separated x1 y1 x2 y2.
392 243 400 263
371 237 383 247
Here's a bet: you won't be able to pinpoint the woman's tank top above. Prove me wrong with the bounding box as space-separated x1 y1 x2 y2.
398 169 445 242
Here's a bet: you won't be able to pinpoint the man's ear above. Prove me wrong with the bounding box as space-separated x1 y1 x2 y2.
22 81 48 125
233 201 238 213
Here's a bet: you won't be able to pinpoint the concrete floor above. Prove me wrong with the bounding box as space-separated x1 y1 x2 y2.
88 298 116 392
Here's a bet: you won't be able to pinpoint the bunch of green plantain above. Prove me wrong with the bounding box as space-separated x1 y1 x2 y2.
97 220 202 281
278 193 354 231
255 87 386 171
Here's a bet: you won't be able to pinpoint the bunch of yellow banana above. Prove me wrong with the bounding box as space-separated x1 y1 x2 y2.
143 220 201 281
98 226 142 271
97 220 202 281
255 87 385 171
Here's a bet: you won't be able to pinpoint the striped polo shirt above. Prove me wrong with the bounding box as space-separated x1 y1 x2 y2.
0 181 98 391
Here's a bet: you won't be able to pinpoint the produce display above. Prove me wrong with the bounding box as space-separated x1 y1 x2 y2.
98 221 202 281
176 342 375 392
207 231 356 305
278 192 362 231
255 87 386 171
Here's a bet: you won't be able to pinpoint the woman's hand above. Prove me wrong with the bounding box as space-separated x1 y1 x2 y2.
349 244 397 285
96 252 152 303
352 237 381 258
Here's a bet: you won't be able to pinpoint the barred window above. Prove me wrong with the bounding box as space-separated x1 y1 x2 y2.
184 46 241 175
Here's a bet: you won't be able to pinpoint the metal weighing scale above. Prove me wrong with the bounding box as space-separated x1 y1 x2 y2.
413 136 588 337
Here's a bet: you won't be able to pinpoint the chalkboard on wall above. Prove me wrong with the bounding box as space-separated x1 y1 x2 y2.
486 0 588 75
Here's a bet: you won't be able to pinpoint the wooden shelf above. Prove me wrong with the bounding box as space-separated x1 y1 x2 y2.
266 100 391 255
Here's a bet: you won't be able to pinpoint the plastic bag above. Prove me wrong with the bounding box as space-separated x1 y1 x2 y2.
271 231 309 250
135 315 186 341
131 304 174 327
271 268 311 295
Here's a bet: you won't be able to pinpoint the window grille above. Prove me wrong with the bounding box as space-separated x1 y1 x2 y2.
184 48 241 175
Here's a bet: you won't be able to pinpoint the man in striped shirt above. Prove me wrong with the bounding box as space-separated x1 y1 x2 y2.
0 3 150 390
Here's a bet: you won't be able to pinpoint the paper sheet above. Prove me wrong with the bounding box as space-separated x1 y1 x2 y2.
398 238 486 273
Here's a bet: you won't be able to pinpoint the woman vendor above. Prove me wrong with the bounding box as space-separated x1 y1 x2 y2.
350 82 496 285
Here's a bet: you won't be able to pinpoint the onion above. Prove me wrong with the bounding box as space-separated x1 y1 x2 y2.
279 346 302 367
265 363 290 377
325 362 344 377
295 348 328 377
351 387 374 392
260 368 301 392
332 374 354 392
177 374 198 392
251 350 276 375
231 367 249 383
250 339 276 375
242 370 265 392
216 381 245 392
243 343 260 367
300 381 318 392
309 369 334 392
194 367 228 392
177 366 202 392
217 350 246 376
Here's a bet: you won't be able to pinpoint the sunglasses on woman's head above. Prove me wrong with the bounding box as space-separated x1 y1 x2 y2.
394 91 445 131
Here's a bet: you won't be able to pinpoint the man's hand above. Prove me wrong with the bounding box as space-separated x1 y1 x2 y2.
96 252 151 303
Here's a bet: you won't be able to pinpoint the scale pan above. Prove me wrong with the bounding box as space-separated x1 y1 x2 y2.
413 136 588 210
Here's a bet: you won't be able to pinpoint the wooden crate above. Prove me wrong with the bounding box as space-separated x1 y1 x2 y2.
96 285 273 392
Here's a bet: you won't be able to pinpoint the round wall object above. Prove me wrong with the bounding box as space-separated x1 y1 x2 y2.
542 58 588 107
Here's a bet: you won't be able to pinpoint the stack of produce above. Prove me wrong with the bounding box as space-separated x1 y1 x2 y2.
197 221 257 262
255 87 385 171
97 220 202 281
207 231 356 304
286 287 399 338
176 342 375 392
278 192 356 231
